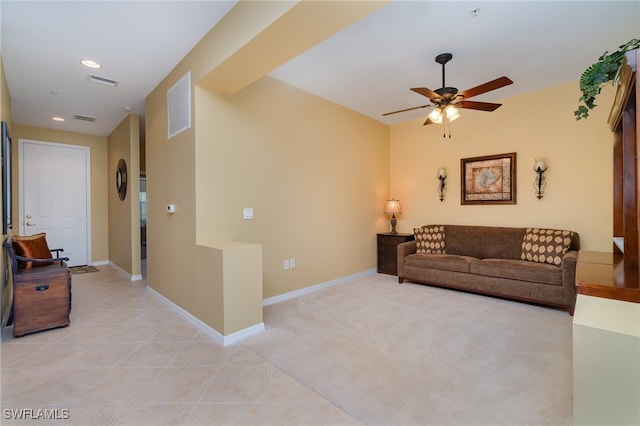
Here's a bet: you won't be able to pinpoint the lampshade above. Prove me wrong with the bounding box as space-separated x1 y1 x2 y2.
385 199 401 214
428 108 443 124
444 105 460 122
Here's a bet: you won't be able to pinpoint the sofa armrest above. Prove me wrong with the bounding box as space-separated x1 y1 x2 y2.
397 240 417 280
561 250 579 306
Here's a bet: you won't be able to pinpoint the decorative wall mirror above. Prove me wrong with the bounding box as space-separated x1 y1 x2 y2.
116 158 127 201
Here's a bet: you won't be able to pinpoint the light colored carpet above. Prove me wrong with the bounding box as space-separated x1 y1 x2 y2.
241 273 573 426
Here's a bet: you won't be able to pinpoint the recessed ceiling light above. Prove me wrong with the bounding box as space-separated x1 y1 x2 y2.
81 59 102 69
52 116 65 122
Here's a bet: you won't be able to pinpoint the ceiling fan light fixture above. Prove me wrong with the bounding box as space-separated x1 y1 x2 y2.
383 53 512 129
444 105 460 122
428 107 443 124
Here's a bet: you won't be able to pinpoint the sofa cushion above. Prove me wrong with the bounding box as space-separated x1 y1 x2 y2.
470 258 563 286
445 225 525 259
414 225 446 254
405 253 473 273
11 233 54 269
521 228 574 266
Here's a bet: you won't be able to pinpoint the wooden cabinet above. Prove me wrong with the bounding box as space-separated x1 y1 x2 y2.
611 49 639 265
377 233 414 275
12 265 71 337
576 49 640 303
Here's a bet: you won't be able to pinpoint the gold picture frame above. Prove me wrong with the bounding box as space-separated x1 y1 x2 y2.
461 152 516 205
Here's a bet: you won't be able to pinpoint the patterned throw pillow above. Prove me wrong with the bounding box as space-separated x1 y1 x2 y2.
11 233 54 269
414 225 446 254
521 228 574 266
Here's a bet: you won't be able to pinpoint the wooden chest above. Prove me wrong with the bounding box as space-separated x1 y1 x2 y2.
12 264 71 337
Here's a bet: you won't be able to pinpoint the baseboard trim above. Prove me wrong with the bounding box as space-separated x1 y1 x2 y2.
263 268 377 306
107 262 143 282
146 285 265 346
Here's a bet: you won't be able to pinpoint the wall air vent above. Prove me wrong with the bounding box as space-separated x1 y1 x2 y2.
74 114 96 122
87 74 119 87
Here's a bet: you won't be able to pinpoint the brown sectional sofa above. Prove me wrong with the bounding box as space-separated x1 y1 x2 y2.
397 225 580 314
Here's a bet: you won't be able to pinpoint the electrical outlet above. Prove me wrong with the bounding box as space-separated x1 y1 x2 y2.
290 258 296 269
284 259 290 270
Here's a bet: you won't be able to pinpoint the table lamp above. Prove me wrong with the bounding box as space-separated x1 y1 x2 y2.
384 199 401 234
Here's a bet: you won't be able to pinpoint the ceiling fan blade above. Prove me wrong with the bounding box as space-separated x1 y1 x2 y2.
456 100 502 112
411 87 443 100
458 76 513 100
383 104 432 116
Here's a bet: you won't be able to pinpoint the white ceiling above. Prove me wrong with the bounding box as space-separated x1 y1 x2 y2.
1 0 237 136
2 1 639 137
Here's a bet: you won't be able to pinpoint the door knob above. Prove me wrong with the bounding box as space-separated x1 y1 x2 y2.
26 222 35 226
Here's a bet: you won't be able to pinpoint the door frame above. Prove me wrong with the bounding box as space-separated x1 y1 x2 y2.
18 138 92 265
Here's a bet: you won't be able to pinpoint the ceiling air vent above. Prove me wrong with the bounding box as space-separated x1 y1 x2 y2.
87 74 119 87
74 114 96 122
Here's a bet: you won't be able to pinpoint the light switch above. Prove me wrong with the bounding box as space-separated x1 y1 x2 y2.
243 208 254 220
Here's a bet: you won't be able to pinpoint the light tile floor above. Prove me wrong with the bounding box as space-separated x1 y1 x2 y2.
1 265 361 425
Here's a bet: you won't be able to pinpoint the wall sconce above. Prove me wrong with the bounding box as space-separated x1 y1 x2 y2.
438 168 447 202
384 198 402 234
533 159 548 199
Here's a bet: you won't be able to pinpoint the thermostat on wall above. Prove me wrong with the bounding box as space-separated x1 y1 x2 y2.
167 204 176 214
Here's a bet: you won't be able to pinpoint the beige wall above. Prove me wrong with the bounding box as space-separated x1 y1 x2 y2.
195 77 389 298
390 81 615 251
107 114 141 277
147 74 389 332
146 70 198 321
11 125 109 263
0 57 9 123
145 1 389 335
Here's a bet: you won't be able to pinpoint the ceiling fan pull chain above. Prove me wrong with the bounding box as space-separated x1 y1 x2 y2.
443 120 452 139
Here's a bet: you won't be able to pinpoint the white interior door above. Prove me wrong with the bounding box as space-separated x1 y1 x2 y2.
19 140 89 267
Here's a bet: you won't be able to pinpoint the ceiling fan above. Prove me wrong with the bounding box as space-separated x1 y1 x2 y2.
383 53 513 125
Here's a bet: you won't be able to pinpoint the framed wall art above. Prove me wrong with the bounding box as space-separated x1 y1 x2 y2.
461 152 516 205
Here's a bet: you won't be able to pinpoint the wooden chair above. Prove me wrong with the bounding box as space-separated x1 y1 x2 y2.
4 234 72 337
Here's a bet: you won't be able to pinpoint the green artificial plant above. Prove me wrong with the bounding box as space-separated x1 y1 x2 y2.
574 38 640 120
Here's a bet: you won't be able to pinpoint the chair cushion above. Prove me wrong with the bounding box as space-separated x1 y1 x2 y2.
414 225 446 254
521 228 574 266
12 233 54 269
